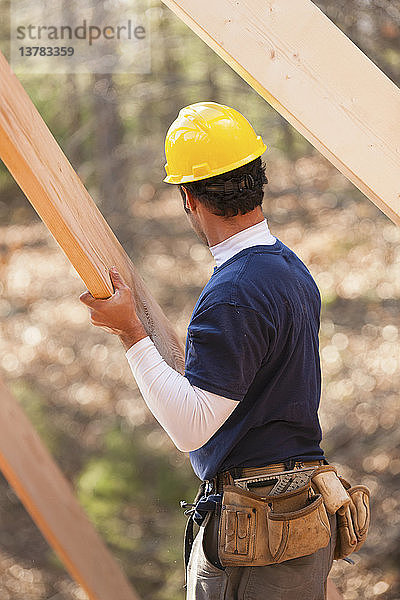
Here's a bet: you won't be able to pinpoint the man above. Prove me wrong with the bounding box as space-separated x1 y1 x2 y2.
80 102 338 599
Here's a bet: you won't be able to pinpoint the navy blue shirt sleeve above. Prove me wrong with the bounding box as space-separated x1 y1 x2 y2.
185 302 274 401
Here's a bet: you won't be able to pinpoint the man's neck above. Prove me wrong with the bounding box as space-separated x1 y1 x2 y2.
209 219 276 268
202 207 266 247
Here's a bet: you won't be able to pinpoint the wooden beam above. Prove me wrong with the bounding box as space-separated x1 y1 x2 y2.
0 50 184 373
0 376 140 600
161 0 400 225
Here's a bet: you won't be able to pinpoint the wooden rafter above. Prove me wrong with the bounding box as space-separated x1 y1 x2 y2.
0 50 184 373
0 377 140 600
161 0 400 225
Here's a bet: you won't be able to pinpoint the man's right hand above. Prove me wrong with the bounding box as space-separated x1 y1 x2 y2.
79 267 148 350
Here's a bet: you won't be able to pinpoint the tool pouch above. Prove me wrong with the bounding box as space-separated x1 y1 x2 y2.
217 482 331 567
334 485 370 560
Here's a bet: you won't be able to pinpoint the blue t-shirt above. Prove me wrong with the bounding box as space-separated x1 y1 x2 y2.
185 239 325 481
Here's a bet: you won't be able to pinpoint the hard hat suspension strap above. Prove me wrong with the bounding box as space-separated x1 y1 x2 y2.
204 173 255 194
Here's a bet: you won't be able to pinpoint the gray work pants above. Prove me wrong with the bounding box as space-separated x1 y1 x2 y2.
186 513 337 600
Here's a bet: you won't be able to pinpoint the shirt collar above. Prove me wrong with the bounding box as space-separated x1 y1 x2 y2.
209 219 276 268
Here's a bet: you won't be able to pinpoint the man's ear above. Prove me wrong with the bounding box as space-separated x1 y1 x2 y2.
183 187 197 212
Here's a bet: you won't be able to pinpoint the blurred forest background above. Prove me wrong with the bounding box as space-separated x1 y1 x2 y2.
0 0 400 598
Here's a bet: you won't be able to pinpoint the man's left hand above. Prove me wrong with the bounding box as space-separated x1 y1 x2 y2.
79 267 147 350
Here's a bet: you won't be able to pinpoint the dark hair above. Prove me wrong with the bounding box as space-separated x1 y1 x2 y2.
179 157 268 217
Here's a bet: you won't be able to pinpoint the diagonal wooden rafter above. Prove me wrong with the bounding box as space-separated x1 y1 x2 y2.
0 50 184 373
0 377 140 600
161 0 400 225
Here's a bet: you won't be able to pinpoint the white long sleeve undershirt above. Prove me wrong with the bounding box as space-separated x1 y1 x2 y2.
126 337 239 452
125 219 276 453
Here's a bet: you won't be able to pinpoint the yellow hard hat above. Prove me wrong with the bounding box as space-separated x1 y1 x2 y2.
163 101 267 185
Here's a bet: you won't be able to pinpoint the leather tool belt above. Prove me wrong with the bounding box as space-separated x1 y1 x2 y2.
181 460 370 573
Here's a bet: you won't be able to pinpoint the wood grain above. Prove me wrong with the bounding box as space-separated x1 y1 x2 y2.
0 50 184 373
161 0 400 225
0 377 140 600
